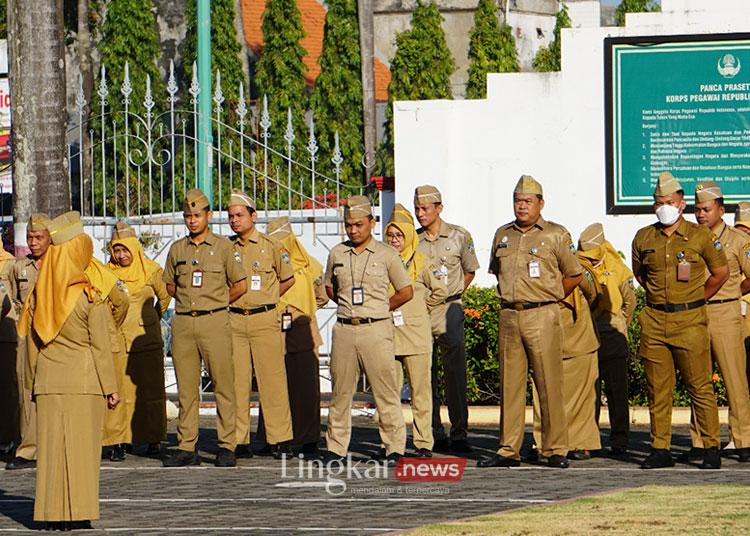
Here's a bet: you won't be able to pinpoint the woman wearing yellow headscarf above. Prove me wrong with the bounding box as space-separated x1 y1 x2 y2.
0 235 18 453
258 217 329 454
19 211 119 531
108 222 170 455
577 223 637 456
384 204 447 457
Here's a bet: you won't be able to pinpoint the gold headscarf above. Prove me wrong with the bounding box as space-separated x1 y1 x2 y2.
385 204 426 283
18 233 94 344
108 236 160 293
85 257 120 298
268 217 323 318
577 241 634 315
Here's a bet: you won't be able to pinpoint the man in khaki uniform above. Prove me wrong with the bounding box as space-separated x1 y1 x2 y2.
0 235 17 454
163 188 247 467
735 203 750 398
479 175 582 469
227 191 295 459
324 196 413 464
632 172 728 469
414 185 480 453
6 214 52 470
688 182 750 463
577 223 637 457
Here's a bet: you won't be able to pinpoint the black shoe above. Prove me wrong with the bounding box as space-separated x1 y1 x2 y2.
162 449 201 467
384 453 402 467
609 446 628 458
477 454 521 468
700 447 721 469
320 450 346 464
641 449 674 469
215 448 237 467
299 442 319 456
415 448 432 458
371 447 386 461
109 444 126 462
566 449 591 461
44 521 67 531
450 439 472 454
678 447 705 462
548 454 569 468
737 447 750 462
69 520 92 530
253 443 275 457
524 449 540 462
235 444 253 459
433 437 451 452
6 456 35 470
273 443 293 460
146 443 161 456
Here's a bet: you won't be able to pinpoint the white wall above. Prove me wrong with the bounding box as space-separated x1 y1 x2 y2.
394 0 750 288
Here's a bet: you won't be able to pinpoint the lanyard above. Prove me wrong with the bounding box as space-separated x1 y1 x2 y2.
349 250 372 289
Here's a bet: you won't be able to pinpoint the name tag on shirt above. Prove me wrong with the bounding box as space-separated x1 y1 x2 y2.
352 287 365 305
192 270 203 288
251 274 262 291
392 310 405 327
528 261 541 278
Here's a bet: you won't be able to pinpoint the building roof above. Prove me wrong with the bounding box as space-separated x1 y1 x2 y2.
241 0 391 101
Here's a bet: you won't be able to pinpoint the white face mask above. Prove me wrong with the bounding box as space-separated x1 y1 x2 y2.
655 204 681 226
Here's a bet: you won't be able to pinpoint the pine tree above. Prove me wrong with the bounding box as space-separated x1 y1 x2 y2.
254 0 308 156
465 0 519 100
384 1 455 170
533 3 571 72
309 0 364 187
615 0 660 26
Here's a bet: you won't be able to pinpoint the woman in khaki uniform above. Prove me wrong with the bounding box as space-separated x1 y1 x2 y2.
384 204 448 457
0 239 18 453
18 211 119 531
108 222 170 454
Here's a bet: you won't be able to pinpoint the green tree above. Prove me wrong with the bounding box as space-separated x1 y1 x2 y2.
384 1 455 171
309 0 363 188
615 0 660 26
465 0 519 100
533 3 571 72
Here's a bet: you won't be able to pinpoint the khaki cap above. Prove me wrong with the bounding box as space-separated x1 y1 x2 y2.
694 181 723 203
183 188 210 213
578 223 605 251
344 195 372 219
228 190 256 211
49 211 85 245
735 201 750 228
111 221 137 240
413 185 442 205
654 171 682 196
388 203 414 226
514 175 543 196
28 213 52 232
267 216 292 238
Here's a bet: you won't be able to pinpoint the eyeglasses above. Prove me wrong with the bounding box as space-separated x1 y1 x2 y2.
385 232 404 241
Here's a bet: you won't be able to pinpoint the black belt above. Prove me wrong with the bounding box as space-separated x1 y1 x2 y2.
445 294 463 303
229 304 276 316
176 307 227 317
707 298 739 305
647 300 705 313
337 317 388 326
501 301 555 311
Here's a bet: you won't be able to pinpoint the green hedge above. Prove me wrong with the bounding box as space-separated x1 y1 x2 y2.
459 286 729 406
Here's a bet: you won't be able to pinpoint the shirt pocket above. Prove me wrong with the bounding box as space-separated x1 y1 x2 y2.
494 246 513 270
204 262 226 287
175 264 191 287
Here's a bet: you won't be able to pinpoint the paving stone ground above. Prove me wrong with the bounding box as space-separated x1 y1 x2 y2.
0 416 748 534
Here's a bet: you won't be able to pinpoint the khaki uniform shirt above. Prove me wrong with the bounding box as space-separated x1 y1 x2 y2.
708 221 750 301
488 217 582 303
632 219 727 304
121 269 170 353
26 292 117 396
561 270 599 358
417 221 480 298
394 263 448 356
12 256 39 310
230 229 294 309
0 258 15 341
163 231 247 313
325 238 411 320
594 278 637 337
0 279 10 320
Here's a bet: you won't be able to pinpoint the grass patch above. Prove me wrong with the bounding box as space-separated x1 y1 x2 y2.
407 485 750 535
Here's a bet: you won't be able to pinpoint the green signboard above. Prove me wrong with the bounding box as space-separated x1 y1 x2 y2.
605 34 750 214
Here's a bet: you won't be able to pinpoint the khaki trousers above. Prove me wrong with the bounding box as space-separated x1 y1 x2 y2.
595 324 630 448
125 349 167 444
0 341 19 444
231 309 292 446
532 352 601 452
638 307 720 449
172 311 236 451
326 320 405 456
102 346 129 445
35 394 105 522
497 304 567 459
15 337 37 459
690 301 750 449
396 352 433 450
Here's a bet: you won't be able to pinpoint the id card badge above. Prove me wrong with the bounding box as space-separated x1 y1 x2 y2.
191 270 203 288
392 310 405 327
352 287 365 305
528 260 541 278
440 264 449 284
742 300 748 317
281 312 293 332
251 274 262 291
677 261 690 282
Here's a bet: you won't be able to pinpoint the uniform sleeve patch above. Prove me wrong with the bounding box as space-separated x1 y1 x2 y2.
567 240 576 253
467 242 475 253
743 243 750 257
233 251 242 263
714 239 723 252
281 251 290 264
